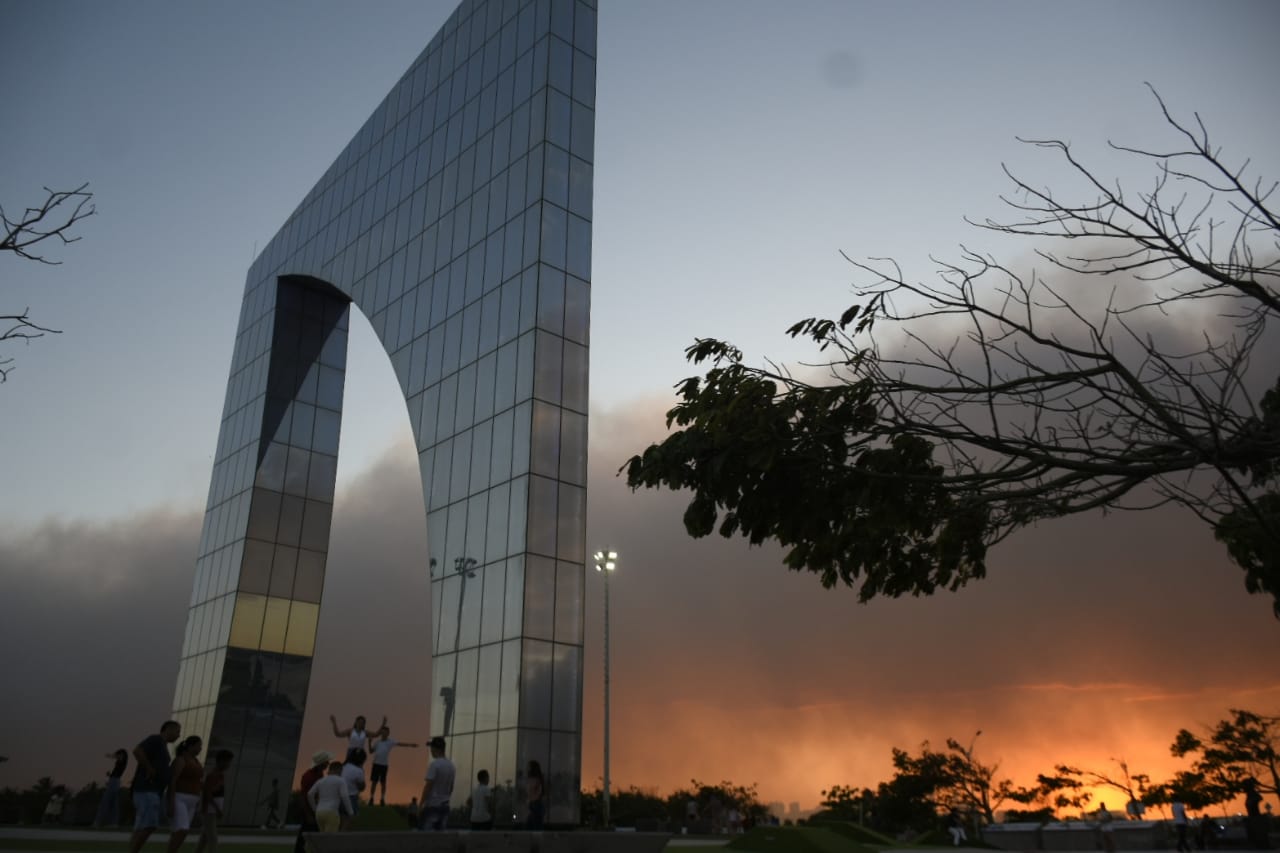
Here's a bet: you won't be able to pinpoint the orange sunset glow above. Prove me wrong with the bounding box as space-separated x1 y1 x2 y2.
299 400 1280 813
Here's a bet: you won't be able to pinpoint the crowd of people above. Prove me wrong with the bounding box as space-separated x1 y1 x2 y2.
120 720 235 853
102 713 550 852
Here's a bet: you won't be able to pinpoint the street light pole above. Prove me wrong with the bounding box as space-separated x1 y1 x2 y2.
593 549 617 829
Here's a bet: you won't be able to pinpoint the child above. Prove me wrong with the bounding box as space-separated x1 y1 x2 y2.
196 750 234 853
469 769 493 831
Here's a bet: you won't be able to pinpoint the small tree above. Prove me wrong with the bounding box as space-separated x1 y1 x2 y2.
625 89 1280 613
1 183 94 381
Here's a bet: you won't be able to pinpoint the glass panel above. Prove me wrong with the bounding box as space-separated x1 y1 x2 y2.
469 419 493 493
562 339 587 414
534 331 562 405
530 401 561 479
548 731 580 825
507 476 528 557
246 489 281 542
480 558 507 645
522 555 555 640
495 728 519 820
306 453 338 502
240 539 273 595
489 408 514 485
433 653 457 736
558 409 586 486
526 475 557 557
290 402 315 447
568 156 591 220
229 593 266 649
458 559 484 649
313 408 341 455
498 638 521 729
450 431 473 504
556 483 584 563
503 555 524 640
554 560 582 645
299 500 333 551
283 447 310 496
453 647 479 733
485 481 511 563
438 572 461 654
284 601 320 657
268 545 297 599
293 550 325 603
259 596 290 653
551 643 581 731
276 495 305 547
256 443 286 492
537 266 565 335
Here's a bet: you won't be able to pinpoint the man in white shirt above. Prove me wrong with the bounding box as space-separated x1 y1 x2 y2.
307 762 352 832
420 736 456 831
368 726 420 806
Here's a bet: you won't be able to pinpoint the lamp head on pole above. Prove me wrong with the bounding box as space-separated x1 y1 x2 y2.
593 549 618 572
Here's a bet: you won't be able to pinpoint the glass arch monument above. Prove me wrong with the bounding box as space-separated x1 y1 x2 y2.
170 0 597 826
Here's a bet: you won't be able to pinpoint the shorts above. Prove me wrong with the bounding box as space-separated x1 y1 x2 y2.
132 791 163 830
171 792 201 831
317 810 341 832
370 764 388 786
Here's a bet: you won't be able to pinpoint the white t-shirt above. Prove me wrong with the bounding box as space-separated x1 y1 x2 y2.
308 776 352 815
372 738 398 766
1172 802 1188 825
341 764 366 793
470 783 492 821
348 729 369 752
424 757 456 807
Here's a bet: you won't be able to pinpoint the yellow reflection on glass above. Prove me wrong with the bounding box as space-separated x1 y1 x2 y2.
260 596 290 653
228 594 266 649
284 601 320 657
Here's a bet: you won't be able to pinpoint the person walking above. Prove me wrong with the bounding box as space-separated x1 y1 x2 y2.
195 749 233 853
1172 800 1191 853
948 809 968 846
367 726 420 806
293 750 332 853
308 761 354 833
1097 803 1116 853
525 760 545 830
167 736 204 853
260 778 282 828
128 720 182 853
93 749 129 828
419 736 456 831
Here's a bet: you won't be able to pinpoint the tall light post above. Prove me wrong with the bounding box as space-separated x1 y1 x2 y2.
593 549 617 829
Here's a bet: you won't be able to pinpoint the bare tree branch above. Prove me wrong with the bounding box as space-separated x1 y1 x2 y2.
1 184 93 382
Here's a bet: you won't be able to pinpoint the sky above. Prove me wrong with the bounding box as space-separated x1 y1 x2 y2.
2 0 1279 814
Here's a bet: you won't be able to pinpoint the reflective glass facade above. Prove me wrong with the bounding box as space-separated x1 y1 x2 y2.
172 0 595 826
